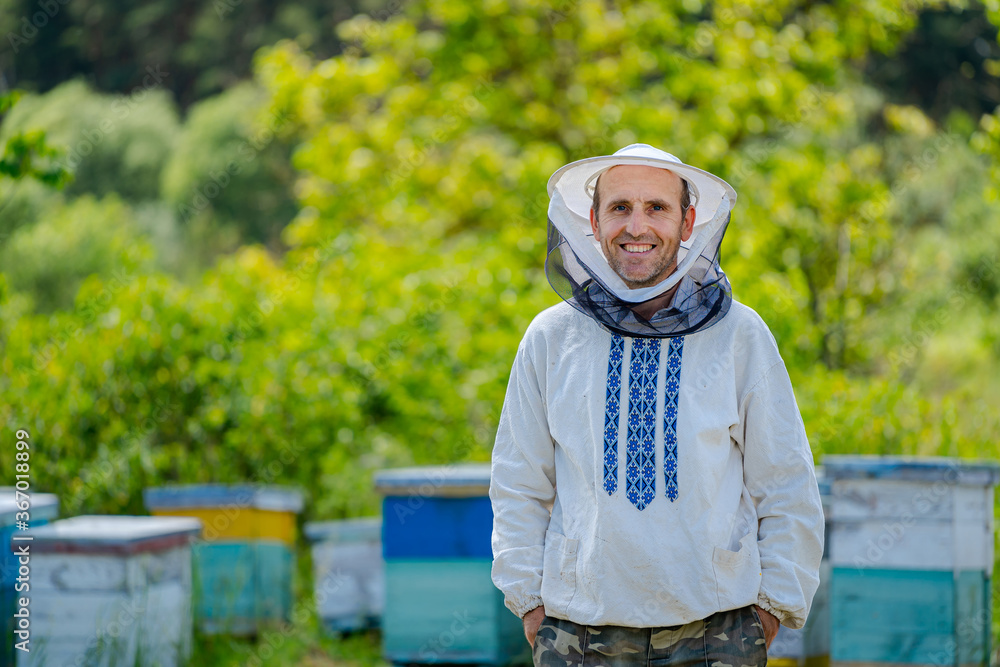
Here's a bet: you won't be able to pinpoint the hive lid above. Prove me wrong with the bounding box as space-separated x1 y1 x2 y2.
374 464 492 497
143 484 304 513
304 517 381 543
823 455 1000 485
24 515 202 555
0 491 59 525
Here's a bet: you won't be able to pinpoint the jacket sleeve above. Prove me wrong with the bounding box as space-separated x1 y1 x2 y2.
736 360 824 629
489 335 556 619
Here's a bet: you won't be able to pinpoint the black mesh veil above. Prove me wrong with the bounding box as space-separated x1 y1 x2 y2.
543 144 737 339
544 211 732 338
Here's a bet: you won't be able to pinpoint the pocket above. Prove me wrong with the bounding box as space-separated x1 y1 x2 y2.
711 531 762 610
540 530 579 618
704 606 768 667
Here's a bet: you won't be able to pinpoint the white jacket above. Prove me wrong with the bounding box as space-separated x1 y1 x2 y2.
489 300 823 629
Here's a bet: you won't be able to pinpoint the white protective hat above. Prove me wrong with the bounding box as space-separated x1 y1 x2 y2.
545 144 738 337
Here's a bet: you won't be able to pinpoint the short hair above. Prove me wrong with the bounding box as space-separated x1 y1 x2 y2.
592 170 691 221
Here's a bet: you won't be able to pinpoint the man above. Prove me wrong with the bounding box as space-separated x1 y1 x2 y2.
490 144 824 667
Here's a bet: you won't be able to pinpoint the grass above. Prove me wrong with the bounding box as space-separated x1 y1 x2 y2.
191 625 386 667
185 538 390 667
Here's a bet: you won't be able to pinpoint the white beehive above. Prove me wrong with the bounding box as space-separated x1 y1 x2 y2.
19 515 201 667
304 517 384 633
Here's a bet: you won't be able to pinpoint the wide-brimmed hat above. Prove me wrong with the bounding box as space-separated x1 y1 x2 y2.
546 143 738 304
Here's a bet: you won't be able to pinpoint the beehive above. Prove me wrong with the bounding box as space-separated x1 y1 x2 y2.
304 517 383 633
768 471 831 667
143 484 303 635
375 464 527 666
18 515 200 667
1 491 58 667
824 456 999 667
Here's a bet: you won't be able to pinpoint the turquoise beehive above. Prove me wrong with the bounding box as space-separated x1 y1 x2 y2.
375 464 528 666
143 484 304 635
768 469 831 667
824 456 999 667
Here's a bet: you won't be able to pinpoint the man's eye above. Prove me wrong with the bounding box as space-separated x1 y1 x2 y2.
651 205 664 211
613 205 627 211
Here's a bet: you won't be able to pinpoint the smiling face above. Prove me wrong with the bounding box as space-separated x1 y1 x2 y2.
589 165 696 289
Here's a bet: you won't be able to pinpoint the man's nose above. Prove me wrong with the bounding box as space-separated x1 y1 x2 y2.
625 210 650 237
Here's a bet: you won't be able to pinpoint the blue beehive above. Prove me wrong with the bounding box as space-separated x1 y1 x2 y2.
375 464 527 666
1 491 58 667
144 485 304 635
824 456 1000 667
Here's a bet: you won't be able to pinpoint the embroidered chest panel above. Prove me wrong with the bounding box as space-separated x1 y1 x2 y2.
602 334 686 510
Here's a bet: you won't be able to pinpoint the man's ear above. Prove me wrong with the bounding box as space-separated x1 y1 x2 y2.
680 206 695 242
590 207 600 240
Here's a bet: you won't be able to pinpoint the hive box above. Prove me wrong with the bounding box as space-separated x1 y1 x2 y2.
18 515 200 667
768 470 831 667
824 456 999 667
1 491 58 667
304 517 383 633
375 464 527 666
144 484 303 635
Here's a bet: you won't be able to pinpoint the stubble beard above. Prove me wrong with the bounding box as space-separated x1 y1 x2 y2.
606 235 679 289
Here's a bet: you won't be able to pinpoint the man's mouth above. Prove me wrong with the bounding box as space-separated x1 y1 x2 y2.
621 243 654 254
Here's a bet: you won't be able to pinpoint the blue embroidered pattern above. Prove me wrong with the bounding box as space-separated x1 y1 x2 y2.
602 334 625 495
663 336 685 502
625 338 660 510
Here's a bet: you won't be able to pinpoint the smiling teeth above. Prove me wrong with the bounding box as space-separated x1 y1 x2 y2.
623 244 653 252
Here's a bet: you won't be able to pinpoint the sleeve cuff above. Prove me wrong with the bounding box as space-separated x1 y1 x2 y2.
505 594 544 619
756 592 795 628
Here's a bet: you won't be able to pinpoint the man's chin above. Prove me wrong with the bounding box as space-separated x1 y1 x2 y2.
611 265 666 289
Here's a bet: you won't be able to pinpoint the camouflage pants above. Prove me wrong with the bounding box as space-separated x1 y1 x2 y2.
532 606 767 667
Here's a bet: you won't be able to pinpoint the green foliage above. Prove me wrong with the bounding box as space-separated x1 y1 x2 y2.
2 0 1000 534
0 0 368 107
160 83 299 248
866 2 1000 121
0 80 179 202
0 90 72 240
0 195 152 312
6 1 1000 663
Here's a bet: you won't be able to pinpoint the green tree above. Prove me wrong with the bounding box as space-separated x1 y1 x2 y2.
0 0 371 107
0 80 179 202
160 82 298 249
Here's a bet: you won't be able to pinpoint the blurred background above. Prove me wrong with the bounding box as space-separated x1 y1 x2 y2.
1 0 1000 663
